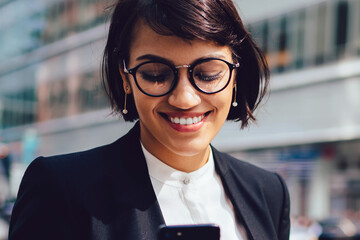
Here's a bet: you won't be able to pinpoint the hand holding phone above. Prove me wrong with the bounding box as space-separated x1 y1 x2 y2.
158 224 220 240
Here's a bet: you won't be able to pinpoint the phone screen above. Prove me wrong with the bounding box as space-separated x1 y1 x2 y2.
158 224 220 240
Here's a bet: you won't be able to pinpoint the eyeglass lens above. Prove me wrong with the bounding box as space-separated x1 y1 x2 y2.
135 59 231 96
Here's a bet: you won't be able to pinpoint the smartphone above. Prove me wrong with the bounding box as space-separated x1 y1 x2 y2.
158 224 220 240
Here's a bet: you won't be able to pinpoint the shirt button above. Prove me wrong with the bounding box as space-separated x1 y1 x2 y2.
183 178 190 185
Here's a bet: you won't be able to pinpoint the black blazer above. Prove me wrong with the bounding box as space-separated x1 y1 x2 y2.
9 122 290 240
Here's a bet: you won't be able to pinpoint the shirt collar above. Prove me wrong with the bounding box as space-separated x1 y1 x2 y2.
141 143 215 188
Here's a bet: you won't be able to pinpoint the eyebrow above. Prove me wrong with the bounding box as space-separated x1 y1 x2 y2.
135 53 230 65
136 54 171 63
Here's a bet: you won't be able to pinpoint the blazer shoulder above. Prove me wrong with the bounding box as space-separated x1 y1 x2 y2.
40 145 105 167
17 142 111 197
19 122 142 198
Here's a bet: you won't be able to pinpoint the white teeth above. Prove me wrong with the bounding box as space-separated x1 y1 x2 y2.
180 118 187 125
169 115 205 125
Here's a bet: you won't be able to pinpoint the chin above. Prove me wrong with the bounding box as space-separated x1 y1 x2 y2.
169 142 209 157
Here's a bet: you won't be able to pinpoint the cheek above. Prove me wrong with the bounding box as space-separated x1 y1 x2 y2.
130 87 148 118
133 94 150 117
220 85 235 106
131 89 162 118
206 89 233 115
220 88 234 115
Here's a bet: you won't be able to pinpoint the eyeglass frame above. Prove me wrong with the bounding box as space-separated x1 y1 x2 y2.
122 57 240 97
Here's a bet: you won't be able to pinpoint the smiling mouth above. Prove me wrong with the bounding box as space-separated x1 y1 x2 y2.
161 112 211 126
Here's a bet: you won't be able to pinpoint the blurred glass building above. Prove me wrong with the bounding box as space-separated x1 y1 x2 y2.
227 0 360 222
0 0 359 227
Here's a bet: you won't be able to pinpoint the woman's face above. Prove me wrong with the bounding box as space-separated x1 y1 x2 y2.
122 22 236 168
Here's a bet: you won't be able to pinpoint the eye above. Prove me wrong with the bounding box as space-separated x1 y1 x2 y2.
194 71 224 82
193 60 228 82
140 71 171 83
137 63 174 83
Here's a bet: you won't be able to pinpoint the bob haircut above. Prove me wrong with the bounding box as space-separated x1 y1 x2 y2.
102 0 269 128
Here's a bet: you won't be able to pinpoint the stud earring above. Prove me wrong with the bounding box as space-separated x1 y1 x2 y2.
122 87 129 114
232 84 238 107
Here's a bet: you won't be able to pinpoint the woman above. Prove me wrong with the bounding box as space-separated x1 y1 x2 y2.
9 0 290 239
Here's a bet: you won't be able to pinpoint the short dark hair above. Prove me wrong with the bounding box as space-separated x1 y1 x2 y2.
101 0 269 128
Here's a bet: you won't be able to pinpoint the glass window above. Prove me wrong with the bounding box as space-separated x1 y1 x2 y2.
335 0 349 59
266 17 282 73
315 3 327 65
0 87 37 128
290 10 305 70
277 17 288 73
303 7 318 68
285 11 298 71
78 71 107 112
248 20 266 54
0 0 108 61
357 0 360 55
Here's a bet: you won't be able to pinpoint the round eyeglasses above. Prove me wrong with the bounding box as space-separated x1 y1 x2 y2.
122 58 240 97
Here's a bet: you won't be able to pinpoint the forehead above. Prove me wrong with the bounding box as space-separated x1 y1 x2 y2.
128 21 233 64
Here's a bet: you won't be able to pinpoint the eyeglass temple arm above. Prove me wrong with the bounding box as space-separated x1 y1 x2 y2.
122 60 129 73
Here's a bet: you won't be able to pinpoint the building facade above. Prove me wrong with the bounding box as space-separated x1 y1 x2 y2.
217 0 360 220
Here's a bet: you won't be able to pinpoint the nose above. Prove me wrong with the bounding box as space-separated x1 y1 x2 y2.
168 69 201 109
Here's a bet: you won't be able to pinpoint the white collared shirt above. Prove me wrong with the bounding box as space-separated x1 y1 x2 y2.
141 144 247 240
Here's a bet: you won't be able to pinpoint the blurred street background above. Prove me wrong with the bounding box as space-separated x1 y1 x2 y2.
0 0 360 239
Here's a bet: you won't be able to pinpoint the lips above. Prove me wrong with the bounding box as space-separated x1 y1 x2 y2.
158 111 210 132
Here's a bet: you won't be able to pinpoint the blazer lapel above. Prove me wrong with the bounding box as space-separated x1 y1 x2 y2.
105 122 165 239
212 147 277 240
